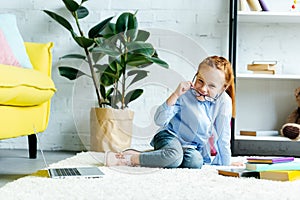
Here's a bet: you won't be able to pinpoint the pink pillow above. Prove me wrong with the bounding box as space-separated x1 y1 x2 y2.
0 29 21 67
0 14 33 69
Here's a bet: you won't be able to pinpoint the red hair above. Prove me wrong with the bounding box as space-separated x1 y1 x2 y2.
198 56 236 118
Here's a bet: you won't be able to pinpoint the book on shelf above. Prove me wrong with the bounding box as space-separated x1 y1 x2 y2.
240 130 279 136
246 161 300 171
246 0 262 11
258 0 269 11
247 63 276 71
217 168 260 178
260 170 300 181
239 0 250 11
252 70 276 74
247 61 277 74
247 156 295 164
252 60 277 65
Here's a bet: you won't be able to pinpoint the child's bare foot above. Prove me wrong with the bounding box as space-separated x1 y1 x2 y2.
105 151 128 167
116 149 141 159
231 161 245 167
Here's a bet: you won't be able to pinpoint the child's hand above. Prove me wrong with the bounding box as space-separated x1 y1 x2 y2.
174 81 192 97
166 81 193 106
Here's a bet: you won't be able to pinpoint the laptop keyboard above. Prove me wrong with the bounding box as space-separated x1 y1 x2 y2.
55 168 81 176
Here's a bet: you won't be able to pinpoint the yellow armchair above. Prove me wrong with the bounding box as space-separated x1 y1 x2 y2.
0 42 56 158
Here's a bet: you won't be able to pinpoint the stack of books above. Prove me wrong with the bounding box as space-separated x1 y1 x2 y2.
218 156 300 181
240 130 279 137
247 61 277 74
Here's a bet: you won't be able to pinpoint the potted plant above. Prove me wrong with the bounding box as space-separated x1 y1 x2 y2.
44 0 168 152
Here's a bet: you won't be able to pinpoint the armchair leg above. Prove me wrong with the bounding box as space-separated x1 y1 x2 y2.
28 134 37 159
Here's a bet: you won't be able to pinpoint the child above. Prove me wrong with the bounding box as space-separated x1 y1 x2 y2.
106 55 238 168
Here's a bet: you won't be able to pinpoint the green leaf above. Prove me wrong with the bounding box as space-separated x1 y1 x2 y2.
100 73 113 86
58 66 88 80
135 30 150 42
100 84 106 100
94 33 121 51
100 66 119 86
126 54 152 67
127 42 155 57
94 64 109 74
147 57 169 68
73 36 94 48
62 0 79 12
107 60 118 73
88 16 114 38
109 58 123 73
77 6 89 19
125 29 139 42
92 52 105 64
124 89 143 107
127 70 149 88
116 12 137 33
91 46 120 57
43 10 73 32
100 23 116 38
106 88 114 98
116 12 138 41
59 54 86 60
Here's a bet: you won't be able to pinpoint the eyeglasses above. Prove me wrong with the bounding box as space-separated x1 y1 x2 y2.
190 87 218 102
191 73 227 103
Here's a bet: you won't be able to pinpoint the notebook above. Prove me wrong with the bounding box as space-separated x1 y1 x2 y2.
35 128 105 179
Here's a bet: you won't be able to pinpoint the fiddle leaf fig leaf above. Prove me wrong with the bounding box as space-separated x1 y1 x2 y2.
106 87 114 98
124 89 143 107
100 66 119 86
116 12 137 33
125 29 139 43
73 36 94 48
135 30 150 42
60 54 86 60
91 46 120 57
127 70 149 88
116 12 138 41
58 66 88 80
94 64 109 73
43 10 73 32
126 54 152 67
147 57 169 68
127 42 155 57
92 52 105 63
100 84 106 100
77 6 89 19
100 23 116 39
88 16 114 38
108 59 123 74
62 0 79 12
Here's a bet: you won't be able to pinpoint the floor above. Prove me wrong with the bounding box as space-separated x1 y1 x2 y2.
0 149 78 188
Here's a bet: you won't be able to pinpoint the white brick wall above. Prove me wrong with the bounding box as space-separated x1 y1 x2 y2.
0 0 229 150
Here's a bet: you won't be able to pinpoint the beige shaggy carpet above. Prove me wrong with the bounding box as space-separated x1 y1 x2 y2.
1 152 300 200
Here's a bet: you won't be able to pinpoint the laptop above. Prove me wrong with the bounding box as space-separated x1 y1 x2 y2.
35 128 105 179
48 167 104 179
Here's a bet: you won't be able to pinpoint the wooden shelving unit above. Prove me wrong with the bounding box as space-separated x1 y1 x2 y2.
228 0 300 156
